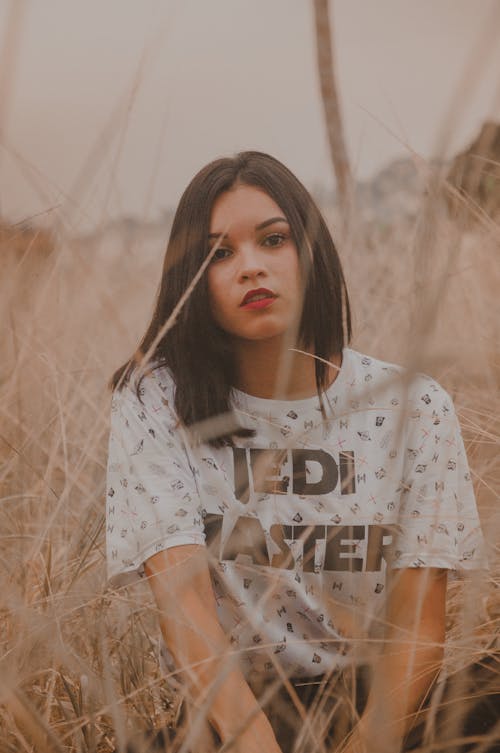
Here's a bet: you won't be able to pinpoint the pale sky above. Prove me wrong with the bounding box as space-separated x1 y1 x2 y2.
1 0 499 231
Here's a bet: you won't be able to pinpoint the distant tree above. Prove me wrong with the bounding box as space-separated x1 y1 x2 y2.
446 121 500 224
313 0 353 224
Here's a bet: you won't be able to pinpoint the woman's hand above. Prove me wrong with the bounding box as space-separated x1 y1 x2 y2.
345 567 447 753
145 545 283 753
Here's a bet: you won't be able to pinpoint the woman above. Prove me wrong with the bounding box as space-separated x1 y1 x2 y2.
106 152 486 752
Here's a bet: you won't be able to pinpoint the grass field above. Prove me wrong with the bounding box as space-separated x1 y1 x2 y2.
1 160 499 752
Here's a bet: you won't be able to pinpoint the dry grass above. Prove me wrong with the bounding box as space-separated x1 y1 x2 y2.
0 164 499 752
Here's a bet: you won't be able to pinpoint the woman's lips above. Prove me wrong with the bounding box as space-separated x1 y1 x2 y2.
240 288 277 310
241 297 276 310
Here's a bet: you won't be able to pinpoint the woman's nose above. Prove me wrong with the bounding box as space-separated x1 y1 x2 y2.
237 245 266 281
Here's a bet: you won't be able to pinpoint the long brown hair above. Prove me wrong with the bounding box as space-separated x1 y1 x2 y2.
110 151 351 446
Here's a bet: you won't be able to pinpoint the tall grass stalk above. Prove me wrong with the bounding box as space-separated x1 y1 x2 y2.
1 16 499 753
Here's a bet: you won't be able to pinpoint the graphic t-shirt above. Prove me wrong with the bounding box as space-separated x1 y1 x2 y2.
106 348 486 676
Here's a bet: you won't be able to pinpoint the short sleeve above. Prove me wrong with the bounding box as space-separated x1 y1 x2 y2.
391 378 487 572
106 369 205 585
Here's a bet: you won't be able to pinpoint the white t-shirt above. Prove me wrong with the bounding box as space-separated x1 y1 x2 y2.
106 348 486 676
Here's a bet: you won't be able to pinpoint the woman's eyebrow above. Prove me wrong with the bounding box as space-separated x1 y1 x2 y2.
208 217 288 239
255 216 288 231
208 216 288 239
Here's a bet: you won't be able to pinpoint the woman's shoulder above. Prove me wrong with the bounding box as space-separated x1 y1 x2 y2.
344 348 454 411
111 362 178 417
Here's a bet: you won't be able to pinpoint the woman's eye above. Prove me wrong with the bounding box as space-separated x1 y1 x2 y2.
262 233 286 248
210 246 232 262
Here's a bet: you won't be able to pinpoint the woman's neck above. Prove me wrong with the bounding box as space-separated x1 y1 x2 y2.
232 337 342 400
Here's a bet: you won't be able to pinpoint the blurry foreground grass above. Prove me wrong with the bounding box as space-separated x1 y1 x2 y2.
0 170 499 751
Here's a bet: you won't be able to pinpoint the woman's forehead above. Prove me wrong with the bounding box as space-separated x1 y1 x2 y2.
209 184 287 235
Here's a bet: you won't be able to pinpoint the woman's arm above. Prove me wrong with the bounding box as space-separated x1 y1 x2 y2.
344 567 447 753
145 544 283 753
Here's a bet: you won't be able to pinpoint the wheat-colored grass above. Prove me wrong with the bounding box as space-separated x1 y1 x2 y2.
1 4 499 745
1 162 498 751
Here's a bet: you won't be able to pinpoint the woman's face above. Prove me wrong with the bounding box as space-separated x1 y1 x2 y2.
207 184 303 344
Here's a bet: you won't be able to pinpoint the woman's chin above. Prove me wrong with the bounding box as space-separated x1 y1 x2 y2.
231 328 296 346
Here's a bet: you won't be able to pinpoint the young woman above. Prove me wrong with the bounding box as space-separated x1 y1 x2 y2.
106 151 486 752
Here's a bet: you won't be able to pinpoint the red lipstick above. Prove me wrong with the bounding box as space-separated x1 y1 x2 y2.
240 288 277 310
